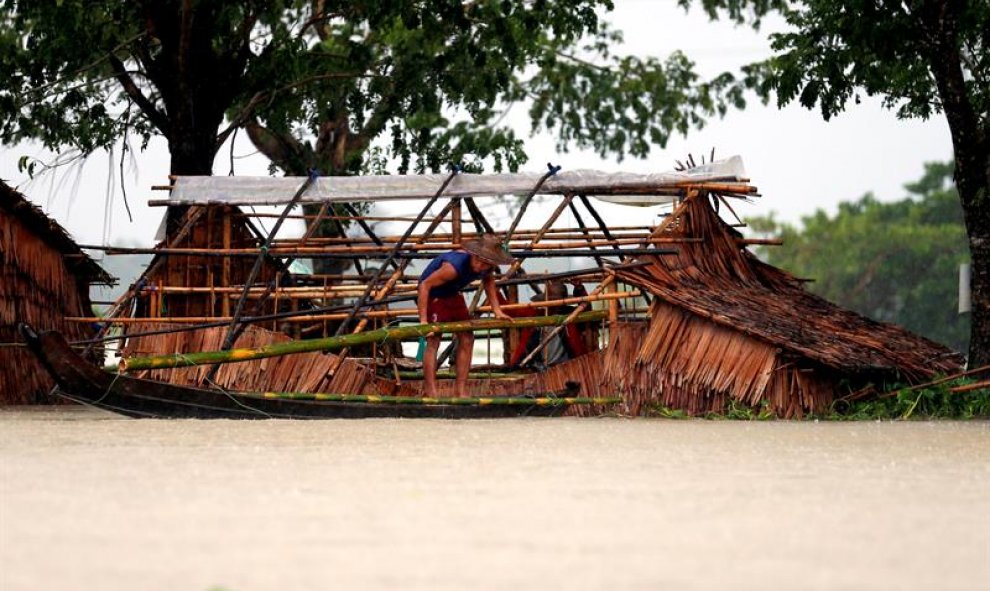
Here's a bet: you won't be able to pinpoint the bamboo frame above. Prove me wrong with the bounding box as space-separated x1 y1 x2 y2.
72 291 638 325
118 311 608 372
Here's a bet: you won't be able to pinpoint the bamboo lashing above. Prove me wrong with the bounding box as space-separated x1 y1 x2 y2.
118 311 608 372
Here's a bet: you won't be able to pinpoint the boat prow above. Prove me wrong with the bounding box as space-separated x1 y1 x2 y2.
17 324 611 419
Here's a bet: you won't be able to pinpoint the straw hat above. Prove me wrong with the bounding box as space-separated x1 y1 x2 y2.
462 234 515 266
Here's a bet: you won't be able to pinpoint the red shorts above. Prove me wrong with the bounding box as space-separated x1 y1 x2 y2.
427 294 470 323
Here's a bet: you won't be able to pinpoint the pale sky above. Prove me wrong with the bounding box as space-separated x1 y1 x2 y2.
0 1 953 248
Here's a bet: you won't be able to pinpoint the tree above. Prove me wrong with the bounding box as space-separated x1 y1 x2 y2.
749 162 970 352
0 1 767 179
730 0 989 365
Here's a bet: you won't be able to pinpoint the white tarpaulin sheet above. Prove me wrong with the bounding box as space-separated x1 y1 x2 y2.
164 156 746 207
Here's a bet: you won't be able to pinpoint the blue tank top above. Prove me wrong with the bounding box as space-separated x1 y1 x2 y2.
419 251 488 297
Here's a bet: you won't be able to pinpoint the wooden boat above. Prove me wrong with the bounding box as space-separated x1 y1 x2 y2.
20 324 612 419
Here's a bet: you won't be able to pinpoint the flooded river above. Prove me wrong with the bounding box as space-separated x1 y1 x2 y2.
1 407 987 591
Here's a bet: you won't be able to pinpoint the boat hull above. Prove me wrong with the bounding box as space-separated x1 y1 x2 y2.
19 326 569 419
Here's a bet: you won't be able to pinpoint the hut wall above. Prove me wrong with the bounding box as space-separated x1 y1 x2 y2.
121 324 410 397
135 206 284 320
0 210 98 404
601 306 835 417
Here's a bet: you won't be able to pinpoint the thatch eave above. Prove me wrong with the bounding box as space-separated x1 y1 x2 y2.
0 181 114 285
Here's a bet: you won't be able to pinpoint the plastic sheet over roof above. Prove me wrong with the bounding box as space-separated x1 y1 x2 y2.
162 156 746 207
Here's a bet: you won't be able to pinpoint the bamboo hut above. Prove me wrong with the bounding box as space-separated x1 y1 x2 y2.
79 157 963 417
0 181 113 404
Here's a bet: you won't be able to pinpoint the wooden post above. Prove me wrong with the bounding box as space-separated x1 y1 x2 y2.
222 210 232 316
451 198 462 245
607 280 618 325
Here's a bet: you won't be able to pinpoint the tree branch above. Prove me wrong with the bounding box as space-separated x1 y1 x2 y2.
216 72 371 148
107 54 170 136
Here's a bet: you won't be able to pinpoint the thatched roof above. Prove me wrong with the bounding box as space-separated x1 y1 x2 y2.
616 194 964 382
0 181 113 285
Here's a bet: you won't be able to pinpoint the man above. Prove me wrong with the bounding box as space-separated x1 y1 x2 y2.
417 234 514 397
507 279 596 370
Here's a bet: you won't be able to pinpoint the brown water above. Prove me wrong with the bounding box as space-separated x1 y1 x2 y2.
1 407 987 591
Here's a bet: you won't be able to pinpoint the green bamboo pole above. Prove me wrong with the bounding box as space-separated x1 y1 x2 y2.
118 311 607 372
251 392 621 406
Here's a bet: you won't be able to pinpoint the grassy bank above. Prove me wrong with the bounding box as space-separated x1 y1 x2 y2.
645 379 990 420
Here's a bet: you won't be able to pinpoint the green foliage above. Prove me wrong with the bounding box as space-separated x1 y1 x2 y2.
827 381 990 421
643 384 990 420
748 162 970 352
733 0 989 366
0 1 779 177
745 1 988 123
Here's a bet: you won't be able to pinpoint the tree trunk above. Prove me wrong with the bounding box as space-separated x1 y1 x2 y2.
958 157 990 368
919 0 990 369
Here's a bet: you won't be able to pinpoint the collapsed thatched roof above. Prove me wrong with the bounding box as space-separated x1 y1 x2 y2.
616 194 964 381
0 180 113 285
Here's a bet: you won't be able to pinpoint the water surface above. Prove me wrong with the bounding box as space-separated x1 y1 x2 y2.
2 407 987 590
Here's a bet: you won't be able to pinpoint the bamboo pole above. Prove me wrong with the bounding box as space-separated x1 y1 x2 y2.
567 198 609 270
118 311 608 372
451 198 462 244
77 292 634 325
502 164 561 244
239 212 477 224
222 211 232 316
146 180 757 207
518 275 616 367
464 197 493 233
253 392 620 405
333 169 461 337
204 195 333 384
218 174 317 351
90 236 696 255
83 244 683 258
269 226 657 245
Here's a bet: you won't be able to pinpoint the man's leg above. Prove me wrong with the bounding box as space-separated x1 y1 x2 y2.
423 335 442 397
454 333 475 398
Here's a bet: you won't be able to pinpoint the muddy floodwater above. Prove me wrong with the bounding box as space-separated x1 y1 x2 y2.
1 407 987 591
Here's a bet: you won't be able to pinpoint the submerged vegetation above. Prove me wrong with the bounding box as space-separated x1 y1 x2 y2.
645 379 990 421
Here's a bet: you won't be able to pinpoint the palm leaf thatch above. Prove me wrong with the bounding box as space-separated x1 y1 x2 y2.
609 193 963 417
0 181 111 404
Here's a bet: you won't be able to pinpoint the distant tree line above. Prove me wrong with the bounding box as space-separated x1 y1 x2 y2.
748 162 970 353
